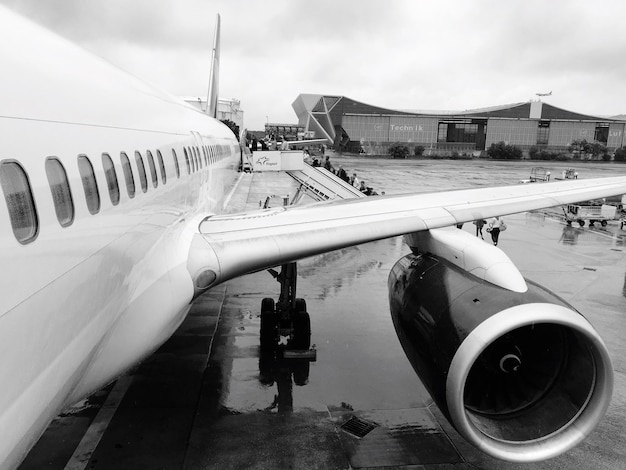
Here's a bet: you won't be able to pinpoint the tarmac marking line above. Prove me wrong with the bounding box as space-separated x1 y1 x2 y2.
63 375 134 470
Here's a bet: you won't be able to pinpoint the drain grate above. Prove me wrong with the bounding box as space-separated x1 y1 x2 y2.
340 416 377 438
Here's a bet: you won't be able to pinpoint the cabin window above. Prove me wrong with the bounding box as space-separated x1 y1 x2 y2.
189 147 196 172
196 147 202 169
102 153 120 206
135 151 148 192
156 149 166 184
146 150 158 188
120 152 135 198
45 157 74 226
183 148 190 174
0 160 38 243
77 155 100 215
172 149 180 178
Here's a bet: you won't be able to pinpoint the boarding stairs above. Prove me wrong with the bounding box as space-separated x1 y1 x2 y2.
287 164 366 203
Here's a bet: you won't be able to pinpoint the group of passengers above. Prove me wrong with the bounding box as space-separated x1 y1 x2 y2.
473 216 506 246
311 155 378 195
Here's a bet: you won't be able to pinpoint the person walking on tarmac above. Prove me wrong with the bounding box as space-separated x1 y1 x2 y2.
488 216 505 246
474 218 486 239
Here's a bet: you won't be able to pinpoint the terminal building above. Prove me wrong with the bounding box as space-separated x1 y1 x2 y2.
292 94 626 156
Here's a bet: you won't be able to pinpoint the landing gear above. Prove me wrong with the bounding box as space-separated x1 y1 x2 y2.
260 262 316 360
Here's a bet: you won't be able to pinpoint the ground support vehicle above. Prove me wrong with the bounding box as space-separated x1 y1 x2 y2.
530 167 551 182
563 204 617 227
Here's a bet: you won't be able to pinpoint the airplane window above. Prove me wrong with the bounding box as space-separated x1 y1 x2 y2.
77 155 100 215
45 157 74 226
183 148 190 174
0 160 38 243
190 146 197 170
172 149 180 178
102 153 120 206
156 149 166 184
189 147 196 172
120 152 135 198
196 147 202 169
146 150 158 188
134 151 148 192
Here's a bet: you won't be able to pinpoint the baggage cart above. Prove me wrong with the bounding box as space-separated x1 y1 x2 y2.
563 204 617 227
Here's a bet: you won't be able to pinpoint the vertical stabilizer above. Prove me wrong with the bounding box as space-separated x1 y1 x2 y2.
206 14 221 117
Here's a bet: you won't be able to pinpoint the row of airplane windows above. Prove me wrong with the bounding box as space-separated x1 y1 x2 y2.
0 143 232 245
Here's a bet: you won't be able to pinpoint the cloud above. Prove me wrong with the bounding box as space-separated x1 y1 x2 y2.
2 0 625 128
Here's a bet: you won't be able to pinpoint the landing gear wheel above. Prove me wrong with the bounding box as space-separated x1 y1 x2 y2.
578 220 585 227
601 220 607 227
292 298 311 350
260 297 277 351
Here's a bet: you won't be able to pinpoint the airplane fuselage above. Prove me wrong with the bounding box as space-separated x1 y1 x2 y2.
0 8 240 466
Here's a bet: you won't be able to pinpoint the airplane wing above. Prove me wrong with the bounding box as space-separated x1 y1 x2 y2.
192 176 626 286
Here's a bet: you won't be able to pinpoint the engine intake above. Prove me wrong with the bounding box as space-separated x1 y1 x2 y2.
389 253 613 462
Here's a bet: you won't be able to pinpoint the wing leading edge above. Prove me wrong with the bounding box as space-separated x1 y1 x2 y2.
193 177 626 287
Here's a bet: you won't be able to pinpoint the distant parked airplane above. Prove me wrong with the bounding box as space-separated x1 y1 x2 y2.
536 91 553 96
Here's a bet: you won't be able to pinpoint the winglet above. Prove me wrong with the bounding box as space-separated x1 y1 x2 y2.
205 14 221 117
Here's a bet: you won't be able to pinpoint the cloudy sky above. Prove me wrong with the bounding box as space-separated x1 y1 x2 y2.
2 0 625 129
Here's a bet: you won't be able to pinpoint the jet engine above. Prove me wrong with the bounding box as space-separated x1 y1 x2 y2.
389 253 613 463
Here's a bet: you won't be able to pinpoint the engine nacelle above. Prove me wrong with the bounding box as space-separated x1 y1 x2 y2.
389 253 613 463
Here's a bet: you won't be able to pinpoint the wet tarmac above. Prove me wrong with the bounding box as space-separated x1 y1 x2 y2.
20 157 626 469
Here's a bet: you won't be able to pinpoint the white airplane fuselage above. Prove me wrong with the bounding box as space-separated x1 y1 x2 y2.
0 8 240 467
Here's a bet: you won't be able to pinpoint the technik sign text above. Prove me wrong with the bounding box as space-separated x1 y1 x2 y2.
390 124 424 132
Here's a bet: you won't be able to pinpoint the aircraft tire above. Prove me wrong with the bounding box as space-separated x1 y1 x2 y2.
260 298 276 351
292 301 311 350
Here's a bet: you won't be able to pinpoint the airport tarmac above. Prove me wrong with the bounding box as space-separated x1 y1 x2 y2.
20 158 626 469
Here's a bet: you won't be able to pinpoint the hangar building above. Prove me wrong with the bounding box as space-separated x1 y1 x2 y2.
292 94 626 156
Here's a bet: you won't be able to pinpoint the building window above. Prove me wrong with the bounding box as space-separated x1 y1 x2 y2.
77 155 100 215
102 153 120 206
437 121 478 143
172 149 180 178
146 150 158 188
120 152 135 198
135 151 148 193
156 149 167 184
537 121 550 145
45 157 74 226
594 123 609 144
0 160 38 243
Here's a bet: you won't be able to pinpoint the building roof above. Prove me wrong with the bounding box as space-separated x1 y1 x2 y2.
293 94 619 122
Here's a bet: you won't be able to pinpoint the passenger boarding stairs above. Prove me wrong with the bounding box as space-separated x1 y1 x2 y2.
287 164 366 203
